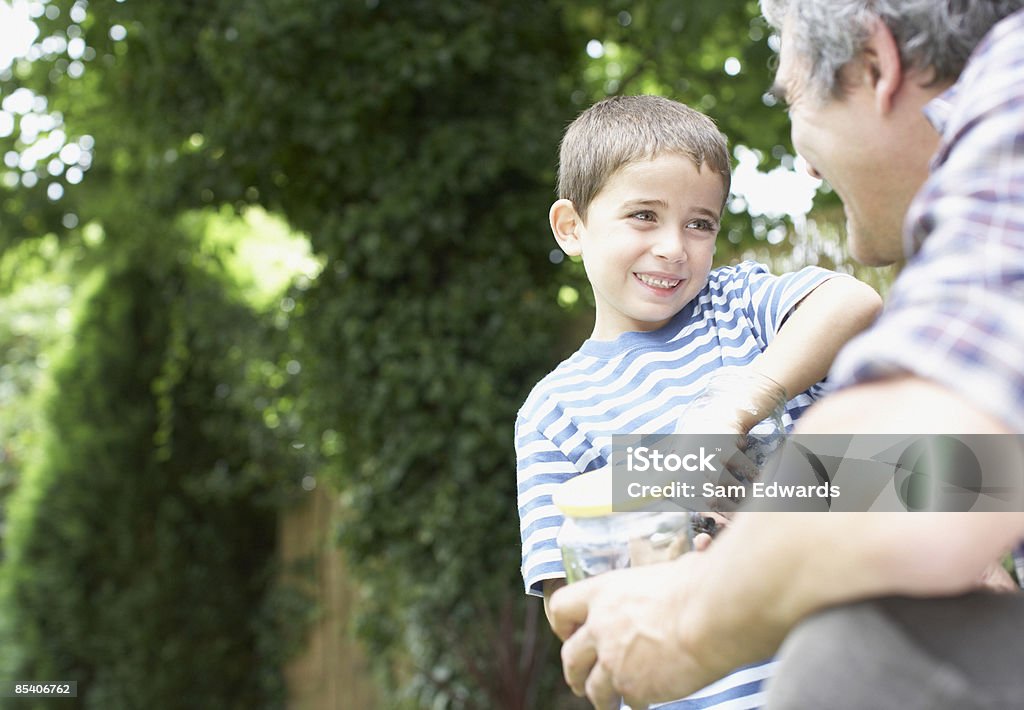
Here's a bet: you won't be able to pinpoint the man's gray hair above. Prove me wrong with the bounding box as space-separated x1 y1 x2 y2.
761 0 1024 102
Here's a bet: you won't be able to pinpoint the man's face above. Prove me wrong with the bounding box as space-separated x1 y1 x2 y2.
572 153 723 340
774 30 914 266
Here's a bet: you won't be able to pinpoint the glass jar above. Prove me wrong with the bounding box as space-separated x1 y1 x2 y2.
1011 542 1024 589
554 467 693 583
674 366 789 475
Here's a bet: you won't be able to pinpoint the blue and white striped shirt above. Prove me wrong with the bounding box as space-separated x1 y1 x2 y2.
516 260 846 710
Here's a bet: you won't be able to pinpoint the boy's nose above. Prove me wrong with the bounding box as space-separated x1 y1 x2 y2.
651 228 687 262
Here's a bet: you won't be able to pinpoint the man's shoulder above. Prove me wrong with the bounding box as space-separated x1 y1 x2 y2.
976 7 1024 61
946 7 1024 120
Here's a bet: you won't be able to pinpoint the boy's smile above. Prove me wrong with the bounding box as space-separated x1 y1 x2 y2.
635 272 682 290
551 152 725 341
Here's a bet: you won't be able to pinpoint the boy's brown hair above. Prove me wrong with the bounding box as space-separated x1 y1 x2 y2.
557 95 732 219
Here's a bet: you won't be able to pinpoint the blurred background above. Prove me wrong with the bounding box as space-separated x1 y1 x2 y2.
0 1 895 708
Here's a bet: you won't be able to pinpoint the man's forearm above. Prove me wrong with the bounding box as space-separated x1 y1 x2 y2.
682 509 1024 675
684 377 1024 667
788 376 1024 592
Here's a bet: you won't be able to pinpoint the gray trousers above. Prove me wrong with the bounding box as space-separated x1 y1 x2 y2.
766 594 1024 709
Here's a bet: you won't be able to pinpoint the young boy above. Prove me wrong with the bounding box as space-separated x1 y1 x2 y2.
515 95 882 708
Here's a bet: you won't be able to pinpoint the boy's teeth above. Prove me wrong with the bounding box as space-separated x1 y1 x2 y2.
638 274 680 289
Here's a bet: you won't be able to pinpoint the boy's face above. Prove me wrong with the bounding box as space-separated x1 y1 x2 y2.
553 153 724 340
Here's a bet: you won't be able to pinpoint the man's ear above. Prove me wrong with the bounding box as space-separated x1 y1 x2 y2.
549 199 584 257
862 17 903 114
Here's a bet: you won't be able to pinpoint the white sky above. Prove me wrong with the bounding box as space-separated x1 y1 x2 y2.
731 145 820 222
0 2 38 72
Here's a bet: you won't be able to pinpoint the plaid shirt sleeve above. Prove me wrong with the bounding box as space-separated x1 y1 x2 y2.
829 9 1024 430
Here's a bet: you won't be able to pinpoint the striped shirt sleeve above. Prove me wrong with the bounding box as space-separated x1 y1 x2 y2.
516 417 575 596
733 260 850 348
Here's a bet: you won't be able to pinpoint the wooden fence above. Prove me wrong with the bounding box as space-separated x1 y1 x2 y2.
279 484 380 709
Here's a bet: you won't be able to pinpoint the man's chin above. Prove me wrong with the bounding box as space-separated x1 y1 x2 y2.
847 226 901 267
851 248 898 268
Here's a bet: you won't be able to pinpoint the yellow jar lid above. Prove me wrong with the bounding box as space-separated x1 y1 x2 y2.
553 468 616 518
554 465 695 517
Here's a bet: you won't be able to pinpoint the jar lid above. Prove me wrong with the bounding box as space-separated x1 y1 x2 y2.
552 467 615 518
553 468 655 518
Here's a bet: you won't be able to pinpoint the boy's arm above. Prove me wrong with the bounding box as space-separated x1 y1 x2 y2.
749 275 881 409
516 417 572 619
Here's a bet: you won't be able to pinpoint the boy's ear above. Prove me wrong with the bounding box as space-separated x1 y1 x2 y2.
550 199 584 257
861 17 902 114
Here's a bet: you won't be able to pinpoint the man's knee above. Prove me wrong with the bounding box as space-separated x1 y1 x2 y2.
765 595 1023 710
764 602 874 710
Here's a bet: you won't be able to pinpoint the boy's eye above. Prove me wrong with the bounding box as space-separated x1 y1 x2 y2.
629 210 656 222
687 218 717 232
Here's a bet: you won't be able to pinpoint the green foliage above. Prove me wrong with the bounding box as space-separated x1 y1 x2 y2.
0 237 74 514
2 1 324 702
242 3 588 704
61 1 590 704
570 1 788 143
1 223 308 708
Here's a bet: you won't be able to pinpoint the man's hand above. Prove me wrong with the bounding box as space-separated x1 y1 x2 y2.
979 561 1019 593
549 554 733 710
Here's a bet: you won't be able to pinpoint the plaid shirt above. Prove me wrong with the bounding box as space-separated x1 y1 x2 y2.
829 9 1024 430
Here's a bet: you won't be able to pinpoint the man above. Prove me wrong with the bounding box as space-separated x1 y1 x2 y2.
549 2 1024 708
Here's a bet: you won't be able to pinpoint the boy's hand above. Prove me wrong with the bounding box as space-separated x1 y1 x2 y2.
673 366 786 500
676 365 786 437
691 511 732 551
